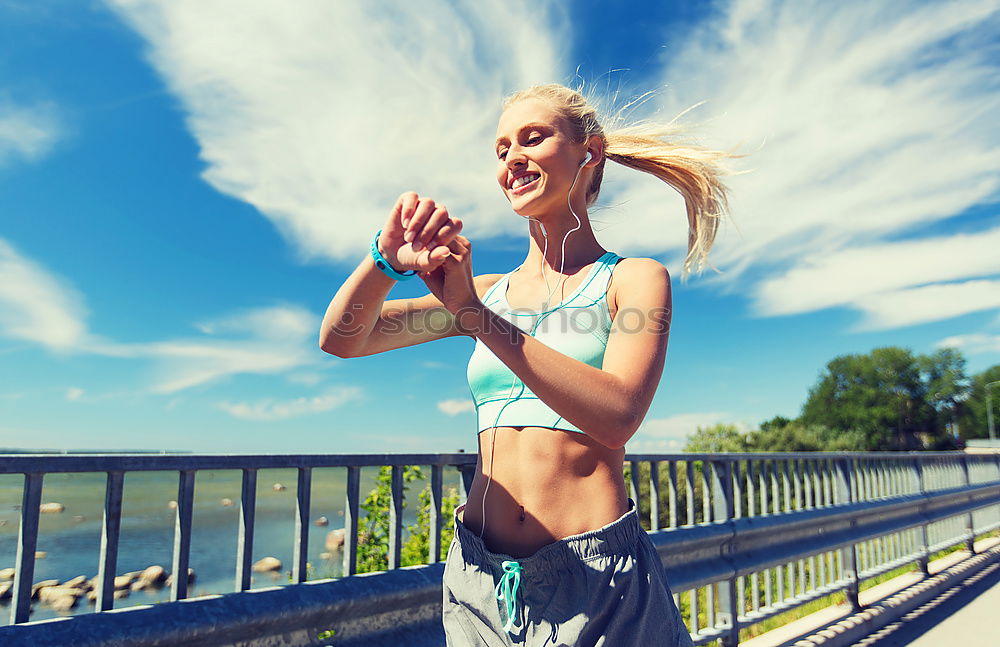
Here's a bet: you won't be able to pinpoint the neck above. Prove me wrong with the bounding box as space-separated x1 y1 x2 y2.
520 203 607 278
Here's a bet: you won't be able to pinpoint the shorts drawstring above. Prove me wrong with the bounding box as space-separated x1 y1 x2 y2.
495 559 523 634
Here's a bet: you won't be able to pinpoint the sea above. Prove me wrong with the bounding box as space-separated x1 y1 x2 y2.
0 466 462 626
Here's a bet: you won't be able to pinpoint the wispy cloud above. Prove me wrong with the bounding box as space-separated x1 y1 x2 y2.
90 304 325 394
935 332 1000 356
0 99 60 167
437 398 475 416
65 386 85 401
0 238 89 351
630 411 751 452
0 238 331 393
216 386 364 421
106 0 566 262
597 0 999 331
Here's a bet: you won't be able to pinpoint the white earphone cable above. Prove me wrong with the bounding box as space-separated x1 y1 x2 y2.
478 156 589 541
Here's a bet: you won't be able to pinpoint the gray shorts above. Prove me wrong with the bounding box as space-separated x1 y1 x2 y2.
442 500 695 646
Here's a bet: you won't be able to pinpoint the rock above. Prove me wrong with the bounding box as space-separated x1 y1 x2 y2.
314 516 329 527
325 528 346 551
252 557 281 573
0 582 12 600
167 500 178 510
0 568 14 580
31 580 60 600
319 552 333 560
138 565 167 587
39 502 64 514
221 498 234 507
35 551 47 559
39 586 84 604
50 594 77 612
86 589 97 602
0 519 7 526
63 575 89 590
165 567 196 587
114 574 135 590
272 483 286 491
113 588 129 600
72 515 86 523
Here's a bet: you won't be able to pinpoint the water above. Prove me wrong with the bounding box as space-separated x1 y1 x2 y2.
0 467 461 625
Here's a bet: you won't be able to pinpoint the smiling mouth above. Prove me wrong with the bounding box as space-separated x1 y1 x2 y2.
510 173 540 194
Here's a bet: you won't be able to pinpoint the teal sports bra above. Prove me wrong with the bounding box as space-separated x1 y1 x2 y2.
466 251 624 435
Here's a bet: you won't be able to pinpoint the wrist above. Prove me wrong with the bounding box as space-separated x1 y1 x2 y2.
454 302 489 336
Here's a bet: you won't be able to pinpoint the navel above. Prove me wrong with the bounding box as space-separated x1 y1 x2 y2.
518 505 526 523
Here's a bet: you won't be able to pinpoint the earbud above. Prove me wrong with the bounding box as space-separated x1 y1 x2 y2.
580 152 592 167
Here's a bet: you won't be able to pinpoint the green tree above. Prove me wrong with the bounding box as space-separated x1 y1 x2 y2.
800 346 940 450
684 423 750 453
956 364 1000 440
355 465 462 573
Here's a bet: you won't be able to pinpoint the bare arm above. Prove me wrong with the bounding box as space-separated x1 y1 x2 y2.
456 258 672 449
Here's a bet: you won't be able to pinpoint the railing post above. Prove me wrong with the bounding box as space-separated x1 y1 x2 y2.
96 471 125 612
388 465 403 569
293 467 311 583
834 458 861 612
959 455 976 554
629 460 642 520
429 464 443 563
235 468 257 591
711 459 738 647
650 461 661 531
457 464 476 504
343 466 360 576
911 459 930 576
11 472 43 625
171 470 196 601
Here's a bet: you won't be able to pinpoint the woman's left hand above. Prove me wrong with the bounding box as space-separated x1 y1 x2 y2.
419 234 481 316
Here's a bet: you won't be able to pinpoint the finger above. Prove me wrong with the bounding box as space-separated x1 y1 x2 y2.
415 205 450 251
405 198 436 243
428 217 463 250
399 192 420 228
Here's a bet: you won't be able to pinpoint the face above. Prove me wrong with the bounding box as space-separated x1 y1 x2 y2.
494 97 587 218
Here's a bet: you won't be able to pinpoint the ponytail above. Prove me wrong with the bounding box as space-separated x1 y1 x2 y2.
604 124 742 281
504 84 745 282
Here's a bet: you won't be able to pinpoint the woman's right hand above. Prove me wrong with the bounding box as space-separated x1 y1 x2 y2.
378 192 463 273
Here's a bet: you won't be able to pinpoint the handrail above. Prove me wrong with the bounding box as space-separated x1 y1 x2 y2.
0 450 997 647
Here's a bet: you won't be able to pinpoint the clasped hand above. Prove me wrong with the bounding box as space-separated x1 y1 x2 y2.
379 192 481 315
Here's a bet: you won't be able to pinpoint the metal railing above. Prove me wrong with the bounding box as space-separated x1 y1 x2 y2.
0 451 998 647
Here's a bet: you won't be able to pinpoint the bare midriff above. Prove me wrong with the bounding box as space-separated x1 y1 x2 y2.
458 425 629 558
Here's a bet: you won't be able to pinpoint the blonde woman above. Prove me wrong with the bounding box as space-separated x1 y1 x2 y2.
320 84 737 646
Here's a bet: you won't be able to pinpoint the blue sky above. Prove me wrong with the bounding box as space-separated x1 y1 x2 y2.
1 0 998 453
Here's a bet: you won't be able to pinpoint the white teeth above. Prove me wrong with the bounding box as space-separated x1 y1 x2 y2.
512 174 540 189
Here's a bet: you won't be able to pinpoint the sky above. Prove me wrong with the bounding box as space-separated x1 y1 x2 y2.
0 0 998 454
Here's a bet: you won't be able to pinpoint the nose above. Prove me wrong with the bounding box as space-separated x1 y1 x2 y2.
505 143 527 170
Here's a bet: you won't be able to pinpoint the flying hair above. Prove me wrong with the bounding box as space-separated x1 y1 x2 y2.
502 83 746 282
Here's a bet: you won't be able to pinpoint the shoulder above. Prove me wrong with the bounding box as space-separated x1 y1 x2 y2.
610 257 671 311
473 273 506 299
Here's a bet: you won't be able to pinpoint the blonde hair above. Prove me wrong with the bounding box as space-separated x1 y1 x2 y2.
503 84 744 282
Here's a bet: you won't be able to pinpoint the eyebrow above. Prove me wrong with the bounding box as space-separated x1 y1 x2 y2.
495 123 550 148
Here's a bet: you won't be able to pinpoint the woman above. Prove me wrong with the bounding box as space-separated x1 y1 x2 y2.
320 84 737 646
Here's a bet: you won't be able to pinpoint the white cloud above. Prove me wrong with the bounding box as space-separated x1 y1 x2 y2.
935 333 1000 356
105 0 566 262
65 387 85 401
217 386 364 421
0 99 59 167
0 238 90 351
91 304 324 394
852 278 1000 332
437 398 475 416
0 238 328 392
634 411 748 444
595 0 999 328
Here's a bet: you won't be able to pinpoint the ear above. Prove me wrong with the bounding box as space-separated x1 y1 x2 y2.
583 134 604 167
